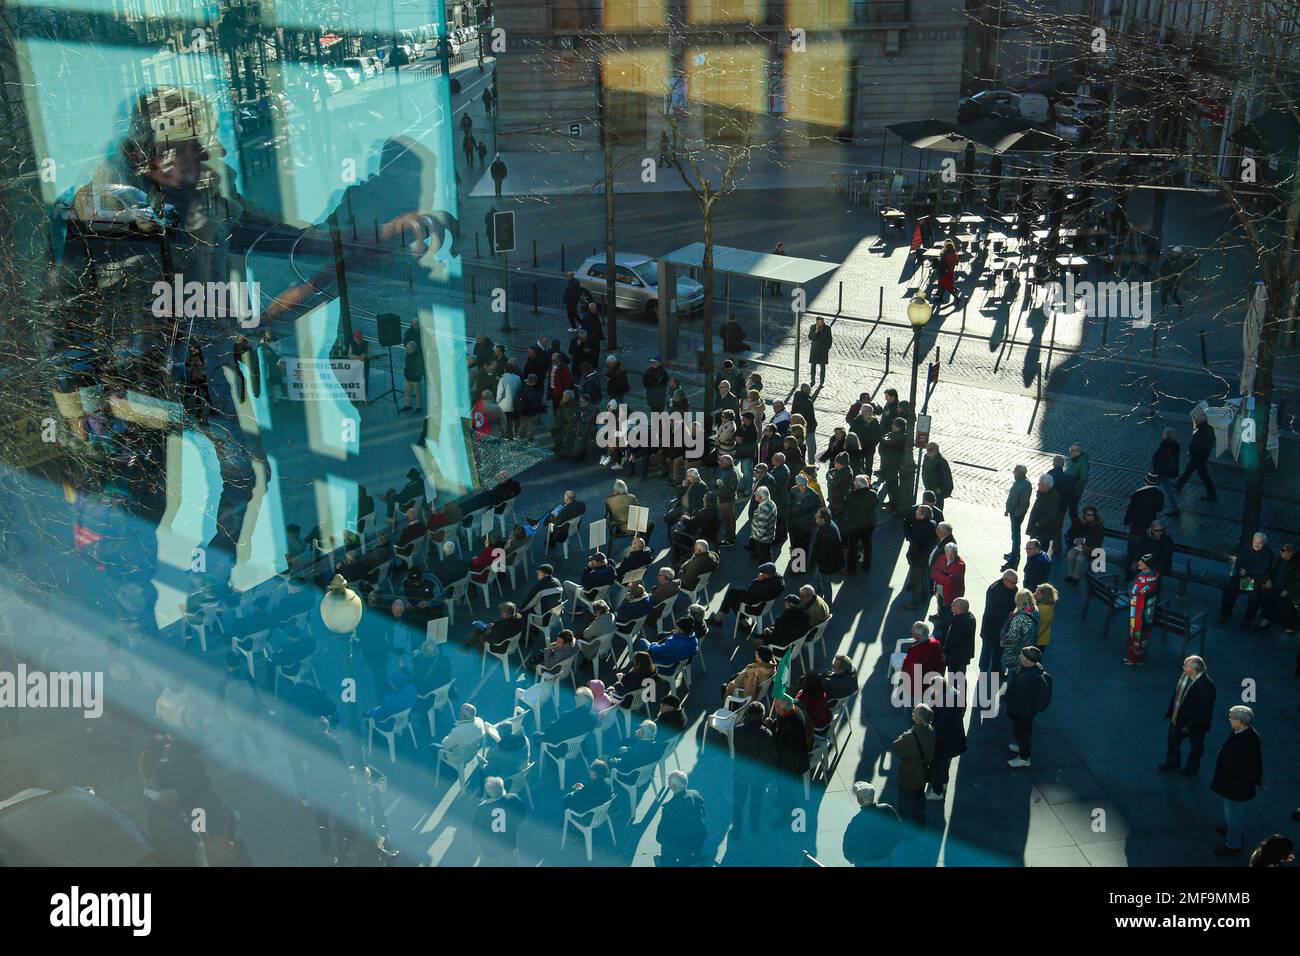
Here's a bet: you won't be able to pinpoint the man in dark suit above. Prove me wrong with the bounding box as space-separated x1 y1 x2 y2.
942 596 976 671
1159 655 1216 775
707 563 784 628
527 490 586 549
755 594 810 651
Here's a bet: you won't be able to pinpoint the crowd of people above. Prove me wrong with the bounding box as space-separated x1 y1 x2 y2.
147 305 1299 867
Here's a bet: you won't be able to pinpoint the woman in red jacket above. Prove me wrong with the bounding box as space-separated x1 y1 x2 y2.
930 541 966 630
899 621 947 703
796 672 834 737
547 353 574 409
937 239 961 307
470 533 505 586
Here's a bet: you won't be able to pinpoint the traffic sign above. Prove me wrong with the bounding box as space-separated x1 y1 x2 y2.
569 123 581 137
914 413 932 449
492 211 516 254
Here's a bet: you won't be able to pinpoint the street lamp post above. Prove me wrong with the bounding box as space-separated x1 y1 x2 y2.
320 574 364 738
906 293 933 499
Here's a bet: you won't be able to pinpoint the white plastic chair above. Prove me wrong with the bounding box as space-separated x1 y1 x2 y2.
481 632 525 680
732 598 778 642
273 656 319 696
614 615 648 666
443 577 470 627
801 613 834 669
526 600 565 644
887 637 913 679
540 732 591 791
461 507 490 552
231 628 271 679
704 695 756 757
576 628 617 672
678 570 713 607
804 735 833 798
615 683 656 737
433 744 481 793
418 680 456 740
537 653 580 700
561 798 617 862
568 583 612 621
494 498 518 537
512 686 553 738
548 515 584 560
502 760 535 810
592 703 622 757
472 569 501 610
612 763 659 820
365 707 417 763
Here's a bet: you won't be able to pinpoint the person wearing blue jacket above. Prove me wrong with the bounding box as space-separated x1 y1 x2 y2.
364 671 418 724
640 617 699 668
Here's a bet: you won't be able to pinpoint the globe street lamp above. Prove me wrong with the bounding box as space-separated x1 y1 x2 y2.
906 293 933 414
906 294 933 501
320 574 364 735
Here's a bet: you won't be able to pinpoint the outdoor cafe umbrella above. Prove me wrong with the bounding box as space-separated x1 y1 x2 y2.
886 120 998 154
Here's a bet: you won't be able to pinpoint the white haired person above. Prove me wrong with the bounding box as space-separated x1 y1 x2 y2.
655 770 707 866
843 782 902 866
1210 705 1265 857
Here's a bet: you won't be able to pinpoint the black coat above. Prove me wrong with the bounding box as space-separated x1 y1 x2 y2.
1152 439 1180 479
1165 674 1216 736
980 581 1018 641
1005 664 1044 721
1210 726 1263 802
837 486 878 534
931 702 968 762
743 574 785 607
771 707 812 774
904 515 938 565
1124 485 1164 529
808 324 833 364
942 611 976 667
791 391 817 433
1189 419 1215 462
810 522 845 574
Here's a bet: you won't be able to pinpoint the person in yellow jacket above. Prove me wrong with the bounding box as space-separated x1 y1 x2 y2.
1034 583 1058 648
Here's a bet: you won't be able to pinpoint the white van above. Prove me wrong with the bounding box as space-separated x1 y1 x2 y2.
1013 93 1050 124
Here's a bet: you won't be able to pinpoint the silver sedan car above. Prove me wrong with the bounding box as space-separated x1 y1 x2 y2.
575 253 705 317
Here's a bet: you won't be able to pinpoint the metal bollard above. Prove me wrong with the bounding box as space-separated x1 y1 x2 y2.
1200 329 1209 366
884 336 891 376
878 286 883 320
837 281 843 315
532 239 538 268
1036 362 1043 401
476 233 481 258
561 244 566 271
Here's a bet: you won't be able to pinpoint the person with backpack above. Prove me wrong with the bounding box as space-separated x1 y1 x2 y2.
1005 646 1050 768
890 704 935 824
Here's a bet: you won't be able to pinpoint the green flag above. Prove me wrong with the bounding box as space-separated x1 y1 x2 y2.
773 644 797 700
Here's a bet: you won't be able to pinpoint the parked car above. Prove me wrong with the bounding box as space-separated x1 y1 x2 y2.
342 56 376 79
0 787 157 866
1011 92 1050 124
319 70 344 94
576 254 705 317
1054 118 1094 144
1054 95 1106 123
958 89 1017 121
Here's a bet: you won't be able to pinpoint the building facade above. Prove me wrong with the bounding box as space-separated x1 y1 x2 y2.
493 0 967 152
